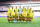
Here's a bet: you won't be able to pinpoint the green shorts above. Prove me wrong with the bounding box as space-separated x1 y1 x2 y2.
8 16 12 18
15 16 18 18
27 16 30 19
19 15 23 18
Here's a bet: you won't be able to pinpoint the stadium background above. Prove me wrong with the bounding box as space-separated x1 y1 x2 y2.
0 1 40 17
0 0 40 27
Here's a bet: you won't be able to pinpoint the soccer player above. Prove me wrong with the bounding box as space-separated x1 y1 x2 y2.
29 8 33 21
7 7 10 22
22 6 27 22
7 7 12 23
26 7 30 21
26 7 30 15
11 7 15 22
14 6 19 22
19 6 22 22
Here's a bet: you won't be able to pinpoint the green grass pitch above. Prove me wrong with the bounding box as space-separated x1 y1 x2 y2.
0 17 40 27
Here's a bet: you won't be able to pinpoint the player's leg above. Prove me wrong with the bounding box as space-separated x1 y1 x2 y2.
17 15 19 22
12 16 14 22
23 15 26 22
14 15 17 21
19 18 21 22
31 16 33 22
25 16 27 22
26 14 29 22
22 12 25 22
11 13 14 22
15 14 18 23
29 13 31 22
29 14 33 22
13 16 15 22
22 16 24 22
7 13 10 22
19 14 22 22
24 13 27 22
8 16 10 23
24 17 26 22
15 13 17 21
12 13 15 22
19 14 23 23
26 13 27 22
28 17 30 22
28 16 32 23
26 17 29 22
17 13 19 22
27 13 28 22
23 14 26 22
10 16 13 22
25 13 27 22
19 14 21 22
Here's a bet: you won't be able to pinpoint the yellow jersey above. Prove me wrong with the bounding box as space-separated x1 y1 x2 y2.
26 9 30 13
14 8 19 13
11 9 15 16
29 10 33 18
7 9 11 16
14 8 19 15
22 8 27 16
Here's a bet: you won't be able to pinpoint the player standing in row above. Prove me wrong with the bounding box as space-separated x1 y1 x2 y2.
7 7 10 22
7 7 12 23
14 6 19 22
11 7 15 22
29 8 33 22
19 6 22 22
22 6 27 22
26 7 30 22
